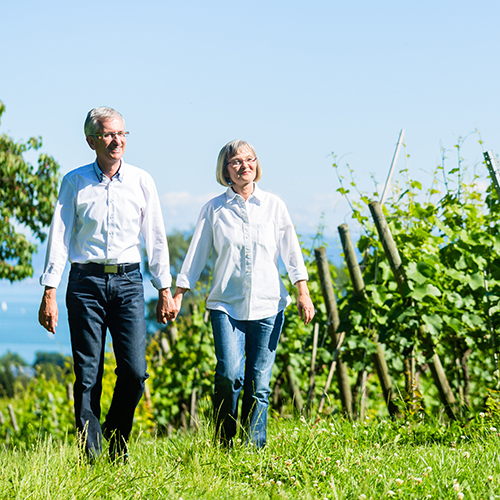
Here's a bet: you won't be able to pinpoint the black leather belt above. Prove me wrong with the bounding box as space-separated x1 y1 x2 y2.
72 262 140 275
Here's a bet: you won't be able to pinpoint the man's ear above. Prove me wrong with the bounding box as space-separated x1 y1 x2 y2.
86 135 96 150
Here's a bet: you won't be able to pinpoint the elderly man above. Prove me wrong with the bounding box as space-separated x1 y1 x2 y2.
38 107 173 462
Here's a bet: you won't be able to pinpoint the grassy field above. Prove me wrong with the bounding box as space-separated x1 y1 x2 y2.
0 411 499 500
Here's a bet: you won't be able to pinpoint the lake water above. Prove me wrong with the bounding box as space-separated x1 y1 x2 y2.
0 278 72 364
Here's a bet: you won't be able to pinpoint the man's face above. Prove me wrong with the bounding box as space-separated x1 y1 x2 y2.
86 117 127 166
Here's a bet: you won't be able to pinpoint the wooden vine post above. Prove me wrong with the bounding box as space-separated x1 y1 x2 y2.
305 322 320 412
8 404 19 433
368 201 458 419
287 364 304 412
315 246 353 418
338 223 398 417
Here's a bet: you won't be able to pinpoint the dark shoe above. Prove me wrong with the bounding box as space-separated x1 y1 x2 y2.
104 427 128 464
109 444 128 464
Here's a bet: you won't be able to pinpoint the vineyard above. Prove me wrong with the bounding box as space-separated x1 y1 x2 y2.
145 136 500 432
2 137 500 446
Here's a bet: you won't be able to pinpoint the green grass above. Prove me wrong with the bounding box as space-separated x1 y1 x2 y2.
1 412 500 499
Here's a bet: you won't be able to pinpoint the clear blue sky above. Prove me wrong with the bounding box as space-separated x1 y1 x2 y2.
2 0 499 240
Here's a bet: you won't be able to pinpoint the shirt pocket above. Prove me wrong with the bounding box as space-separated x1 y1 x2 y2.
256 222 277 249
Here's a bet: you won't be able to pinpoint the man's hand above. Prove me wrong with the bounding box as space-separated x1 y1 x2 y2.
156 288 175 324
295 280 315 325
38 287 58 334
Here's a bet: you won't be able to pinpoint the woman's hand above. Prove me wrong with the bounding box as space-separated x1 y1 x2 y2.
171 287 188 321
295 280 315 325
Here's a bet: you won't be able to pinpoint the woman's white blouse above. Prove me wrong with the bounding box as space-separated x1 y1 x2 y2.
176 185 308 321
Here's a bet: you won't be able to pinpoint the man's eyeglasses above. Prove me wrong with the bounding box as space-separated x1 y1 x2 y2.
227 157 257 167
92 131 130 140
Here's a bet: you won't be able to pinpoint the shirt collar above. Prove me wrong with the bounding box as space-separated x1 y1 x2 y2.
225 183 262 204
93 160 125 183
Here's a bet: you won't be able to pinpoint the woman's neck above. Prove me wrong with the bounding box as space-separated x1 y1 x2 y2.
231 182 255 201
232 182 254 201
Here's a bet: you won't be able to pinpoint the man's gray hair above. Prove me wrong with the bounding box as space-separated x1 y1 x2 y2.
84 107 125 136
216 139 262 187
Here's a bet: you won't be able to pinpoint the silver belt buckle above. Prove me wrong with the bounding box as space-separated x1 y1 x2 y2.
104 264 118 273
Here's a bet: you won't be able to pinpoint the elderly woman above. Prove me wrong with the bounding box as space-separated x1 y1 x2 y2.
172 140 314 448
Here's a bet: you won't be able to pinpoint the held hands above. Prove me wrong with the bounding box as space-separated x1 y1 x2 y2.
38 287 58 334
156 287 188 324
295 280 315 325
156 288 176 324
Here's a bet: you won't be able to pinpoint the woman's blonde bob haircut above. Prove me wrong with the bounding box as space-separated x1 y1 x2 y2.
216 140 262 187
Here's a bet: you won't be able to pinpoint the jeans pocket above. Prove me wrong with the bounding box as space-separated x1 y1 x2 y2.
68 268 89 284
124 269 143 284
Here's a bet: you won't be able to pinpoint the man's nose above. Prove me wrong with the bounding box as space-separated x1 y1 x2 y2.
111 133 123 143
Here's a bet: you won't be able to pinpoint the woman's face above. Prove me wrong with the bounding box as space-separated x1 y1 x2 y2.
226 146 257 188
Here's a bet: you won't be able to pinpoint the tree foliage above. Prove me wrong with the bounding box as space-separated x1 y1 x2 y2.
0 100 60 282
33 352 72 382
0 352 29 399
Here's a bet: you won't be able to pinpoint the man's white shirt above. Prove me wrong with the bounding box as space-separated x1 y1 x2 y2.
40 161 171 290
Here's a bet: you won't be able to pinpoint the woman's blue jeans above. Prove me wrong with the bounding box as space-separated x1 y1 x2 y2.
65 267 148 458
210 309 284 449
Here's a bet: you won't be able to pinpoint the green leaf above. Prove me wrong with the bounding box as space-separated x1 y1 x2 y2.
408 284 442 301
422 314 443 336
406 261 435 284
466 272 484 291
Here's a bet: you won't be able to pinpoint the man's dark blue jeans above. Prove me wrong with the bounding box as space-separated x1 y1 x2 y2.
66 266 148 459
